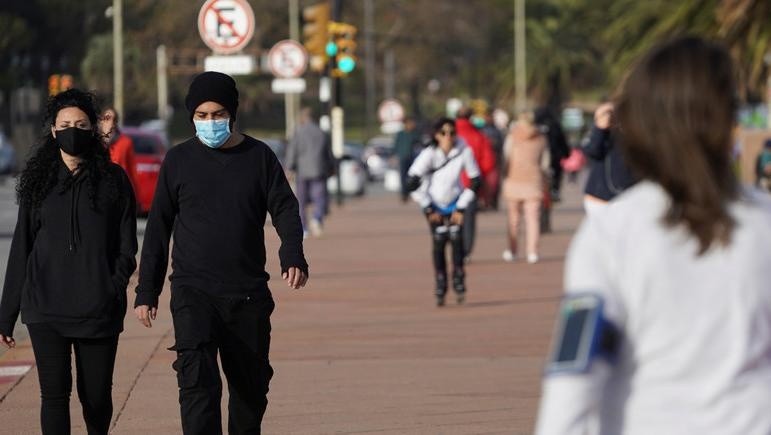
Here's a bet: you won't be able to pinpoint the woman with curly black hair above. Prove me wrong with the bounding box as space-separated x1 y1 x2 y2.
0 89 137 434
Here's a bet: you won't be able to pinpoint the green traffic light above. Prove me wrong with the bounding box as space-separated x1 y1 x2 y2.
326 41 338 57
337 55 356 73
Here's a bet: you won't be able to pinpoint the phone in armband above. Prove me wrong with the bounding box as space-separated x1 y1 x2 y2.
545 293 620 374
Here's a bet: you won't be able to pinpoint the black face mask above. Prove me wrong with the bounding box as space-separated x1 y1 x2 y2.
55 127 95 156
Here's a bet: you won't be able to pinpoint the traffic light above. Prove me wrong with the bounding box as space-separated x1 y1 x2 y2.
60 74 74 92
302 2 330 58
48 75 60 96
48 74 75 96
328 22 357 76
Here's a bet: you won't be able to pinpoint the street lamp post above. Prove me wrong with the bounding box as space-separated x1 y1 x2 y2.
113 0 124 119
514 0 526 113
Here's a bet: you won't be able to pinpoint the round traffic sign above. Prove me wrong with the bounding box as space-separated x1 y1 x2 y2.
378 99 405 124
267 40 308 78
198 0 255 55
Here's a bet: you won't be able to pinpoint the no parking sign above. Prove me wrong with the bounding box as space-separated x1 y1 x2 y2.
198 0 255 55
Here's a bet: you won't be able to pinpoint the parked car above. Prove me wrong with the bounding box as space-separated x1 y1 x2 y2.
122 127 167 215
362 135 395 181
0 132 17 176
327 143 367 196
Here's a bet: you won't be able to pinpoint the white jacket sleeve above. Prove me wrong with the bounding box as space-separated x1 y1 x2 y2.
408 148 433 208
534 216 626 435
455 147 480 209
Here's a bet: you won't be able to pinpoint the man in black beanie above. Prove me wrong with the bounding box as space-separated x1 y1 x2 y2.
134 71 308 434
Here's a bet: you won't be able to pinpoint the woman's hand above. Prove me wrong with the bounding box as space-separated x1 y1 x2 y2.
427 212 443 224
0 334 16 349
450 210 464 225
594 102 614 130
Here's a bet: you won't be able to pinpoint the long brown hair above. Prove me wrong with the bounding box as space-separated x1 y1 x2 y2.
616 36 739 255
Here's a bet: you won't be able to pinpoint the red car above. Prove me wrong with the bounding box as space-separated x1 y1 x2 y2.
122 127 167 215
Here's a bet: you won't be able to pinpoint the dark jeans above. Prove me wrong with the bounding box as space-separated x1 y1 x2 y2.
296 177 328 230
170 286 275 435
462 198 478 258
27 323 119 435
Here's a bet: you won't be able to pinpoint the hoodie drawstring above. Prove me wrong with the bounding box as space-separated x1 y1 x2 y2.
69 181 82 252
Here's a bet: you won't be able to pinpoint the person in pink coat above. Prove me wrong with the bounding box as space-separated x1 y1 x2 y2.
501 111 550 264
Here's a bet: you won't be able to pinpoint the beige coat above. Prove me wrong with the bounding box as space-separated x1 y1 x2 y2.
502 122 550 201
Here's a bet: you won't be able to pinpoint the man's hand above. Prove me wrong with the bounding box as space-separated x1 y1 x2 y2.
450 210 464 225
594 102 614 130
282 267 308 290
134 305 158 328
0 335 15 349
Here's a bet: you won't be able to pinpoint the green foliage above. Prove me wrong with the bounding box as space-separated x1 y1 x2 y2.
1 0 768 129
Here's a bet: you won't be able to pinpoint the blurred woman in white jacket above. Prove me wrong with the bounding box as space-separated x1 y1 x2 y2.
535 36 771 435
407 117 481 306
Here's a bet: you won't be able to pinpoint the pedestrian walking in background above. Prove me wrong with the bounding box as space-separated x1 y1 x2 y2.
0 89 137 434
534 107 570 202
481 108 505 210
501 111 550 264
536 36 771 435
407 117 481 307
133 72 308 434
582 101 636 215
286 107 334 238
393 116 421 203
455 107 497 261
98 107 138 194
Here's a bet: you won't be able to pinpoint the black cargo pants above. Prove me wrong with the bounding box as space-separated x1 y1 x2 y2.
169 286 275 435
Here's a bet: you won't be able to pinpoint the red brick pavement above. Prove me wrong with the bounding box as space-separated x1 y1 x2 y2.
0 182 586 434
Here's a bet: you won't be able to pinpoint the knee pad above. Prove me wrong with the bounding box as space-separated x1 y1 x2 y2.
448 225 462 242
433 226 449 248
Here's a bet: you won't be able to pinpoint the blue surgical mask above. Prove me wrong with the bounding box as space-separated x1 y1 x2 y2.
194 118 231 149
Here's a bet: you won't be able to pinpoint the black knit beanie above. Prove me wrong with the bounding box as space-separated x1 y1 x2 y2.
185 71 239 123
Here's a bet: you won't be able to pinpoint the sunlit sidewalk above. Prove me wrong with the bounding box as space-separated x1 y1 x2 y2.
0 180 586 434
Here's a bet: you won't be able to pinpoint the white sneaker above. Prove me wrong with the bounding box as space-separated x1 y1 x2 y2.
502 250 516 262
309 218 323 237
527 253 539 264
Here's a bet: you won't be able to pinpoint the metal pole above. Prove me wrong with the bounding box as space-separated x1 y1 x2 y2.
156 45 168 122
364 0 376 140
384 50 395 100
331 0 343 205
113 0 124 120
514 0 526 113
286 0 300 140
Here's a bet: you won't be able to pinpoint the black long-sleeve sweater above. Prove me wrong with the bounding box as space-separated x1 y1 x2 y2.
0 162 137 337
582 126 637 201
135 135 307 308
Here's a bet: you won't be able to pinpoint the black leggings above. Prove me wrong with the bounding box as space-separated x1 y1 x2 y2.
27 323 119 435
429 216 464 276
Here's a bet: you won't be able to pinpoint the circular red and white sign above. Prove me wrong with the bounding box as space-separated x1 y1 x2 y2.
267 40 308 78
378 99 405 123
198 0 255 55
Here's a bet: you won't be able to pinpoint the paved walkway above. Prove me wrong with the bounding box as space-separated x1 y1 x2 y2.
0 180 586 434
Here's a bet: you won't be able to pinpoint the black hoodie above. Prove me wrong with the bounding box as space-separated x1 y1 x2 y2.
0 161 137 337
